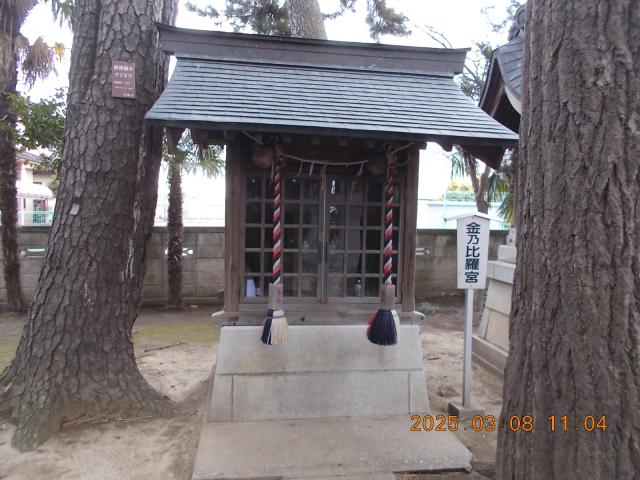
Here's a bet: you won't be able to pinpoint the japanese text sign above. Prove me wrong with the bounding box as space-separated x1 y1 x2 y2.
456 215 490 289
112 60 136 98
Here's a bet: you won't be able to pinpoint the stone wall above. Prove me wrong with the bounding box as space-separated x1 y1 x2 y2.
141 227 226 305
414 229 507 300
1 227 50 302
0 226 226 307
472 245 517 376
0 227 507 306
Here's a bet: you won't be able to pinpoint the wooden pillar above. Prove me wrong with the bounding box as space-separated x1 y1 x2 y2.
400 144 420 312
224 138 243 314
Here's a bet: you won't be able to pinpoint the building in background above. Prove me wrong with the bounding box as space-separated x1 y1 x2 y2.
417 180 508 229
154 163 226 227
16 152 56 226
417 199 506 229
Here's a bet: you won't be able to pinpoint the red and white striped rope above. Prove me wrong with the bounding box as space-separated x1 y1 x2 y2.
383 155 396 286
271 156 284 285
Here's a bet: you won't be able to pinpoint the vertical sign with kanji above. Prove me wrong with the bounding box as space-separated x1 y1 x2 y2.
112 60 136 98
456 215 490 289
448 212 492 413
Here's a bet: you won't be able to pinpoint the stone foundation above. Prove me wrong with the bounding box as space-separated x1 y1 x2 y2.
208 325 429 422
473 245 516 375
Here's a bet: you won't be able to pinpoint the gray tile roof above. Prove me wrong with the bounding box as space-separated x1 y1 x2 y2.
495 36 523 105
146 56 518 147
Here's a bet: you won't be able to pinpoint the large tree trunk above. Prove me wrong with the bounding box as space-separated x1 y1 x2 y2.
0 3 33 313
287 0 327 39
0 0 178 451
166 162 183 308
463 153 490 214
497 1 639 478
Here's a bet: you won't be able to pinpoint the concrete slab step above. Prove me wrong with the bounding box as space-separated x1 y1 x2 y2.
289 474 395 480
192 415 471 480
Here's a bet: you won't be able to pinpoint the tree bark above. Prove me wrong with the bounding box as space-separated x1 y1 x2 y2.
465 153 490 214
167 162 183 308
0 2 35 313
497 1 639 478
507 147 517 227
287 0 327 39
475 168 490 214
0 0 178 451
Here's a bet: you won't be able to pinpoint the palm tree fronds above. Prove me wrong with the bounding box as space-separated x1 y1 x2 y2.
497 189 514 224
163 130 224 178
49 0 75 27
449 150 469 179
194 146 224 177
21 37 58 88
52 42 65 60
485 170 509 204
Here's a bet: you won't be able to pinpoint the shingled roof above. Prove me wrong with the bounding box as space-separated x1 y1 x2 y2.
479 37 524 125
494 36 523 111
146 25 518 167
478 4 525 134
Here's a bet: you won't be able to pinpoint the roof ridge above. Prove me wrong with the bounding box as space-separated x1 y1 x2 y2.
175 54 456 79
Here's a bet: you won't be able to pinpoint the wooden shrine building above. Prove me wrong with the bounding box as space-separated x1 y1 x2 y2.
479 4 525 134
146 25 518 325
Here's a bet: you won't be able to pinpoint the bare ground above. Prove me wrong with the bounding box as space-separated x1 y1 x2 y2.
0 306 219 480
0 299 503 479
418 297 503 479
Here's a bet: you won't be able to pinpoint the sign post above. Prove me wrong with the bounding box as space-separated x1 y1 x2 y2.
447 212 491 417
463 289 474 407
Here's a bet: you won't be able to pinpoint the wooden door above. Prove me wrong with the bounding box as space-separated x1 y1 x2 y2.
322 175 401 303
242 171 401 305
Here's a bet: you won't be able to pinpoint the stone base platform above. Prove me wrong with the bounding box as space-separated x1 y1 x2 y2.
208 325 430 422
192 415 472 479
193 325 471 479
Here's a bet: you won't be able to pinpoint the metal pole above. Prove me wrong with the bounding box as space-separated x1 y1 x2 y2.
462 288 474 408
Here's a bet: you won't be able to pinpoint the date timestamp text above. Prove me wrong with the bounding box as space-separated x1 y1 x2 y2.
410 415 608 432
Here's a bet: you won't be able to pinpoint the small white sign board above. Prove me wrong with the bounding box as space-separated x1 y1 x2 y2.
446 211 494 410
451 213 490 289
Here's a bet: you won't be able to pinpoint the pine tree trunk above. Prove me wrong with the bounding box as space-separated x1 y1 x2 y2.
167 163 183 308
0 0 178 451
287 0 327 39
0 4 32 313
497 1 640 478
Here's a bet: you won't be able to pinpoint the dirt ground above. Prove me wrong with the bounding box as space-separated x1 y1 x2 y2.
0 299 503 480
0 307 219 480
418 297 504 479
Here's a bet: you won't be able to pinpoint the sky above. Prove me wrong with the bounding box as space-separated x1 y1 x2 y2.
19 0 515 211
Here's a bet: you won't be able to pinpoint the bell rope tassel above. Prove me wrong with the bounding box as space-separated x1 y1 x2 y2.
261 284 288 345
261 152 288 345
367 153 398 346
